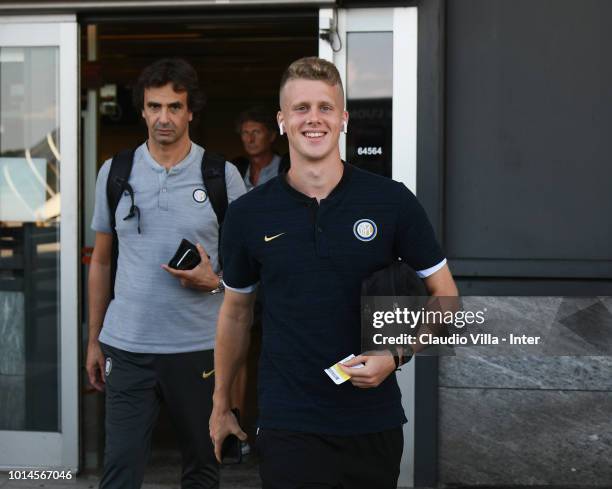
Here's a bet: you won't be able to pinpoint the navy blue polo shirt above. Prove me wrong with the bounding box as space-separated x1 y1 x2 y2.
221 164 445 435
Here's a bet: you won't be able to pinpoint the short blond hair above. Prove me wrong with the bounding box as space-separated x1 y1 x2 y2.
279 57 344 101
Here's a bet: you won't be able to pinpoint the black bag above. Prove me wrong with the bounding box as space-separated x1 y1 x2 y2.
361 261 428 365
361 260 427 297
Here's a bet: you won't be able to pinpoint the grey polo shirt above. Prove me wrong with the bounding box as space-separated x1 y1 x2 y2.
91 142 246 353
243 154 281 192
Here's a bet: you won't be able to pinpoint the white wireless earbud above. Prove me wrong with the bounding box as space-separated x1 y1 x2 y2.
279 122 285 136
342 121 348 134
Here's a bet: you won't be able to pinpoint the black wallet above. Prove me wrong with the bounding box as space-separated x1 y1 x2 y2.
221 408 242 465
168 239 201 270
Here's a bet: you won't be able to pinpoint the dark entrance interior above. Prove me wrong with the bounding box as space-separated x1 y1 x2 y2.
80 10 319 480
85 11 319 162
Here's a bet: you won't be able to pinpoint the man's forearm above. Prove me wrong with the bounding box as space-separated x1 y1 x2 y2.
410 265 459 352
213 300 253 410
88 260 111 344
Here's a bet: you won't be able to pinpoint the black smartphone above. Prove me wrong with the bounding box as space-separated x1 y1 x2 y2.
168 239 201 270
221 408 242 465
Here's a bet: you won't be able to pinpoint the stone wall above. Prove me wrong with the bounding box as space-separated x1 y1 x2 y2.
0 291 26 430
438 354 612 486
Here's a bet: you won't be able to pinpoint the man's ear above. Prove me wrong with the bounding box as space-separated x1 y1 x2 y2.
188 111 193 122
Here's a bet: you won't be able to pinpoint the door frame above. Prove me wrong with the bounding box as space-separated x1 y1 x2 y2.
319 3 445 487
0 15 80 471
320 6 419 487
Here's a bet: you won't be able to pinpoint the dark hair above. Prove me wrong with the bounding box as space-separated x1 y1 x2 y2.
279 57 344 101
132 58 205 113
235 106 277 134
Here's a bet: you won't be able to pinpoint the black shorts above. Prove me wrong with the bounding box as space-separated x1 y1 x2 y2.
256 427 404 489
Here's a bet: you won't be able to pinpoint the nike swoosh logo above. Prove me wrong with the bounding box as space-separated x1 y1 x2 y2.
264 233 285 242
202 369 215 379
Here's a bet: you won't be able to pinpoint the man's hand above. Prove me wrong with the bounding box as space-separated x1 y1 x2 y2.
86 340 106 392
161 243 220 291
339 353 396 389
209 407 247 463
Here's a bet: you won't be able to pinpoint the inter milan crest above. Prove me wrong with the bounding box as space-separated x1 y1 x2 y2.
105 357 113 377
353 219 377 242
193 188 207 203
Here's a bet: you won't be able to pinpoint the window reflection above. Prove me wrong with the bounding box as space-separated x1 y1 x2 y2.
346 32 393 177
0 47 60 432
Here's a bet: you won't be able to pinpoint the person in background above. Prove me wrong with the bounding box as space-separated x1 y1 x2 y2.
233 106 282 191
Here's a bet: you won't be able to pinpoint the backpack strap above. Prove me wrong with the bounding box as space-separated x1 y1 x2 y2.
106 147 136 299
202 151 228 267
202 151 228 226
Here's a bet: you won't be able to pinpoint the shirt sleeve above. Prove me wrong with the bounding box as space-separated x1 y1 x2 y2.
221 201 260 291
225 161 247 203
394 184 446 278
90 159 113 234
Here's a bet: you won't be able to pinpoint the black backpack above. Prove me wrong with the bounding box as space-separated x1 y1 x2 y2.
106 147 228 297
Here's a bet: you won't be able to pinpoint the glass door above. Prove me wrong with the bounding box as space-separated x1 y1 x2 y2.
319 7 418 487
0 17 79 470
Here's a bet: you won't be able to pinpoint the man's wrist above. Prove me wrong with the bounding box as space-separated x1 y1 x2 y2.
208 273 225 295
87 335 101 347
390 347 413 370
392 354 400 370
399 348 413 368
212 392 231 410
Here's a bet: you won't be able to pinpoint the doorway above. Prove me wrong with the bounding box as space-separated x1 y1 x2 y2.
0 3 425 484
80 10 319 478
79 6 421 487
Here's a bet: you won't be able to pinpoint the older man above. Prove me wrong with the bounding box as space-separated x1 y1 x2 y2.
234 106 282 191
87 58 245 489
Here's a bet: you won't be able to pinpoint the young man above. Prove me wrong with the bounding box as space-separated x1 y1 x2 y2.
210 57 458 488
86 58 245 489
234 106 282 191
